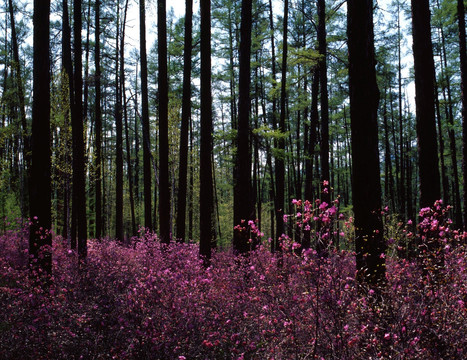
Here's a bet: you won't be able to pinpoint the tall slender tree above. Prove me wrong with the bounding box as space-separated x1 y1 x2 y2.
459 0 467 227
275 0 288 253
94 0 102 239
61 0 74 241
158 0 170 244
233 0 253 254
120 0 136 237
175 0 193 243
30 0 51 277
8 0 29 208
411 0 440 207
140 0 152 231
200 0 215 260
115 2 124 242
73 0 88 260
347 0 385 285
317 0 330 204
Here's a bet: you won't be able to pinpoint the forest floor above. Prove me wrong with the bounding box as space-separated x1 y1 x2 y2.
0 218 466 359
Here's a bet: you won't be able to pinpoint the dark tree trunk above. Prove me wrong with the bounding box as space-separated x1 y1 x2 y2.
347 0 385 286
158 0 170 244
437 15 462 226
115 3 124 243
188 115 194 241
73 0 88 260
305 67 319 203
83 1 91 126
268 0 278 252
406 139 415 222
122 63 136 238
175 0 193 243
458 0 467 228
396 1 406 219
140 0 152 230
383 88 395 212
94 0 102 239
227 4 237 132
317 0 330 204
30 0 52 277
275 0 288 253
411 0 441 208
62 0 73 241
233 0 253 254
434 75 450 202
134 78 140 206
200 0 215 261
119 0 135 238
303 67 319 250
8 0 29 216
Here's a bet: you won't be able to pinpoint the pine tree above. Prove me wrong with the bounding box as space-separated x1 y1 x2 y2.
348 0 385 285
30 0 52 278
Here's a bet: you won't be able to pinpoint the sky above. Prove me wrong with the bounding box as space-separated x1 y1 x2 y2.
125 0 415 112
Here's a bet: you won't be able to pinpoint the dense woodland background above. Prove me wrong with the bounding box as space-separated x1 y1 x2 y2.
1 1 467 358
1 0 466 279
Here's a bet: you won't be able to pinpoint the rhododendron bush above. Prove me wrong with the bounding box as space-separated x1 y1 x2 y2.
1 204 467 359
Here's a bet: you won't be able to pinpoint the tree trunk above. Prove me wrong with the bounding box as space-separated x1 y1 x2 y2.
396 1 406 219
62 0 74 241
83 1 91 126
8 0 29 217
158 0 170 244
175 0 193 243
120 0 136 237
94 0 102 239
383 88 395 212
434 75 450 202
73 0 88 260
438 20 462 227
318 0 330 204
115 3 124 243
227 4 237 132
411 0 441 208
458 0 467 228
30 0 52 278
233 0 253 254
347 0 385 286
275 0 288 253
139 0 152 230
200 0 215 261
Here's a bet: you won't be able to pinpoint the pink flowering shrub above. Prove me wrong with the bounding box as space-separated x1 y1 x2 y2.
0 201 466 359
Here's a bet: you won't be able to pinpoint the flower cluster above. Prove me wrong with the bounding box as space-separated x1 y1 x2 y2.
0 202 466 359
286 194 343 254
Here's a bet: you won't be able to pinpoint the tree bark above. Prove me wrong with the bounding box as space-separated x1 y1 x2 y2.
411 0 441 208
73 0 88 260
30 0 52 278
318 0 330 204
175 0 193 243
139 0 152 230
233 0 253 254
347 0 385 285
62 0 74 240
94 0 102 239
396 1 406 219
200 0 215 261
115 3 124 242
8 0 29 217
275 0 288 253
458 0 467 228
158 0 170 244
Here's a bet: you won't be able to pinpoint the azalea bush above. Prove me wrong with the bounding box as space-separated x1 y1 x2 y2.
0 202 466 359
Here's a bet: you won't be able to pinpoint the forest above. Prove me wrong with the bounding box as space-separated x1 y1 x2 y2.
0 0 467 358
